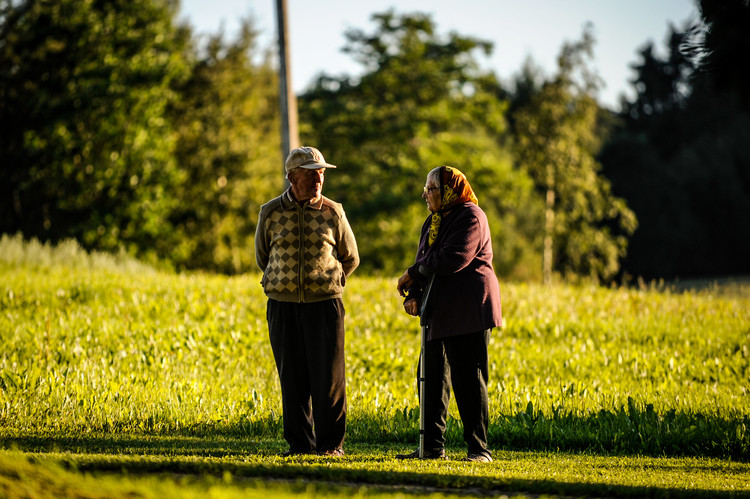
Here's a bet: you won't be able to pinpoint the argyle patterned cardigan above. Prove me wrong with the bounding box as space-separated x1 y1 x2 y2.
255 189 359 303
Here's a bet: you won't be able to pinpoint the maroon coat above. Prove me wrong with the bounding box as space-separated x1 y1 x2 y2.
406 202 502 341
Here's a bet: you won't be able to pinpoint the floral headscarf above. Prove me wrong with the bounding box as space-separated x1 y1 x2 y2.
428 166 479 246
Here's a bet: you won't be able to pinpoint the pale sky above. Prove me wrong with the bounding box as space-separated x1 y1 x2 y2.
178 0 698 110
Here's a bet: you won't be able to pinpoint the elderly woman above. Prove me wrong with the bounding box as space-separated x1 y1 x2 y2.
396 166 502 463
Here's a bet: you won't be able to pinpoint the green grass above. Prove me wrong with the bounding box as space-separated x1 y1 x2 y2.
1 234 749 497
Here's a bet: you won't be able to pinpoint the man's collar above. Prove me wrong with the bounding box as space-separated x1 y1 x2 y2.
284 188 323 209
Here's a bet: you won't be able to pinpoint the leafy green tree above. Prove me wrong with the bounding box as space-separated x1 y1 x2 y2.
512 27 637 283
0 0 188 264
298 10 542 277
169 21 282 273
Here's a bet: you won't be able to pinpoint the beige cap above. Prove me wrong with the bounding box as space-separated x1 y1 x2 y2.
284 146 337 173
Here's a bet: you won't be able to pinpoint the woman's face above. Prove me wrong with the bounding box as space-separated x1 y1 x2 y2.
422 177 441 212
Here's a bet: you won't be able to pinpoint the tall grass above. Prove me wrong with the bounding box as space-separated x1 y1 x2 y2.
1 235 748 459
0 233 156 274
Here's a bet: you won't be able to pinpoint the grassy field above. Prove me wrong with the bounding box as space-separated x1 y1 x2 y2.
1 234 749 497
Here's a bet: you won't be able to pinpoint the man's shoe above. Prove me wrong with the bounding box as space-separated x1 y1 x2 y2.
464 453 492 463
279 449 314 457
319 448 345 457
395 449 447 460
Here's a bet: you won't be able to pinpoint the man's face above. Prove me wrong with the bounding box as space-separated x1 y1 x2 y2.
289 167 325 204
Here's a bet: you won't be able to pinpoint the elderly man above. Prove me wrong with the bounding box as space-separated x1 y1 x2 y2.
255 146 359 457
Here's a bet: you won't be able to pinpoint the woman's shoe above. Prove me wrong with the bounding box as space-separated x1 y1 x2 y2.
395 449 447 460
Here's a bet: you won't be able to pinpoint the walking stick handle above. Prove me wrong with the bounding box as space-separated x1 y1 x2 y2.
418 266 435 321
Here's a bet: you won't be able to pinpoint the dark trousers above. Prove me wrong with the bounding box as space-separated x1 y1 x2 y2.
267 297 346 453
420 329 490 456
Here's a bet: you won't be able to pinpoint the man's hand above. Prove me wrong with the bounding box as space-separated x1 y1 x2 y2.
396 269 413 297
403 298 419 316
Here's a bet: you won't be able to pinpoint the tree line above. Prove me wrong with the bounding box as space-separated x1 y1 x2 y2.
1 0 747 281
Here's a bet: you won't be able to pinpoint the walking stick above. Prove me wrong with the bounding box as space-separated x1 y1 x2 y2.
417 265 436 458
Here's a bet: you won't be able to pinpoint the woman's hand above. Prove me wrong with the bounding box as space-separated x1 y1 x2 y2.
403 298 419 316
396 270 413 297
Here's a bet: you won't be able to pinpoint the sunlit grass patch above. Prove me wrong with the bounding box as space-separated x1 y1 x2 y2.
1 236 748 461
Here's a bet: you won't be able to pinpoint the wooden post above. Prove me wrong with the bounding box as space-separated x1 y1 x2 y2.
275 0 299 184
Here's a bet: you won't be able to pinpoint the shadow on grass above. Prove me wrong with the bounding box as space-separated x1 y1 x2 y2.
635 274 750 295
348 400 750 462
2 434 749 499
1 432 280 458
484 400 750 462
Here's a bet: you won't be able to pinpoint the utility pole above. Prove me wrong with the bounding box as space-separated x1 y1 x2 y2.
275 0 299 183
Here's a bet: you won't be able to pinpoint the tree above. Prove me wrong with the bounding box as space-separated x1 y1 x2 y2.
690 0 750 111
298 10 542 277
623 33 693 122
600 10 750 280
600 26 696 279
512 27 637 283
169 21 282 273
0 1 283 273
0 0 188 263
